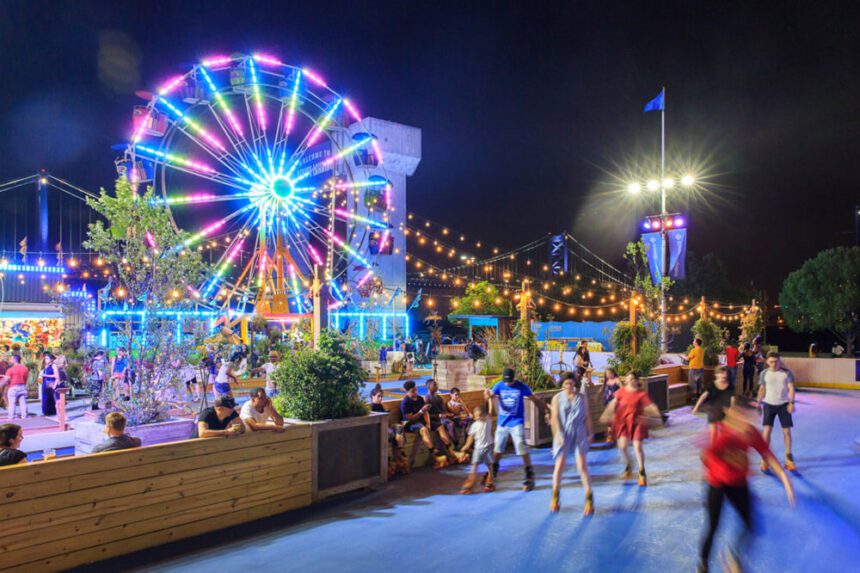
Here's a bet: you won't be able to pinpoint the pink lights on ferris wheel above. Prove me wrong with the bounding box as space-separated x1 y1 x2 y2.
124 50 392 306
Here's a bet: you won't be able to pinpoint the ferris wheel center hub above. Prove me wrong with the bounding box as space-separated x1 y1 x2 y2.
270 177 294 201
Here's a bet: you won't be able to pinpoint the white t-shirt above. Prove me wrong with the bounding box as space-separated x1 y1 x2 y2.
261 362 276 389
240 400 272 429
760 367 794 405
468 419 494 451
216 364 230 384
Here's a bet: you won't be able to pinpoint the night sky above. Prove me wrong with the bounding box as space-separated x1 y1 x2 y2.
1 1 857 294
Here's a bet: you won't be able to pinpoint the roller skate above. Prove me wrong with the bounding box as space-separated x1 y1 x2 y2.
396 457 410 475
523 466 535 491
549 489 561 513
583 491 594 516
483 481 496 493
433 450 449 469
785 453 797 471
460 475 477 495
638 469 647 487
621 463 633 480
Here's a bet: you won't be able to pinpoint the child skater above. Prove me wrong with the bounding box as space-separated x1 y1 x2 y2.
456 404 495 494
697 399 795 573
601 372 661 486
549 372 594 516
692 365 735 444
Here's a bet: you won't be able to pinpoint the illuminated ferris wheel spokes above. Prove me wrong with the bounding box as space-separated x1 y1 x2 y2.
125 52 391 312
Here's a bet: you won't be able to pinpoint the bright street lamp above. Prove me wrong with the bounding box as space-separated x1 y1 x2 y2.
627 182 642 194
662 177 675 189
646 179 660 192
681 174 695 187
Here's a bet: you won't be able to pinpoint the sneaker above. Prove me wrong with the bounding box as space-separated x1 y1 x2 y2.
550 490 560 513
638 470 647 487
583 491 594 517
785 453 797 471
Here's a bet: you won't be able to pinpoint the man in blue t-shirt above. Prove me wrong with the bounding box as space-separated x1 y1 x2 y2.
484 367 549 491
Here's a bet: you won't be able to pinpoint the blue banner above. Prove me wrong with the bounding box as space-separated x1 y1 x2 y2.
641 229 687 282
668 228 687 279
641 232 663 283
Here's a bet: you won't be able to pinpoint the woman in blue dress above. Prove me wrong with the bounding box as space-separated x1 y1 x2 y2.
40 352 59 416
549 371 594 516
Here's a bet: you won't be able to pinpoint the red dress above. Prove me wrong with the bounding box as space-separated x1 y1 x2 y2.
612 387 653 441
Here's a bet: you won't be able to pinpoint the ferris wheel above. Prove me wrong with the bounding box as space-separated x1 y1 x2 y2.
119 51 394 315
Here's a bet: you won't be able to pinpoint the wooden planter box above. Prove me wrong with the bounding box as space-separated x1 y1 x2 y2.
304 412 389 501
434 359 473 390
74 418 196 455
523 389 559 446
643 373 670 412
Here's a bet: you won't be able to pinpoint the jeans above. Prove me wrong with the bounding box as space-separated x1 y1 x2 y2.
690 368 705 394
726 366 737 390
7 385 28 419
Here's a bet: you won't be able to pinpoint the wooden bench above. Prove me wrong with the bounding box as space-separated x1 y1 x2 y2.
0 427 313 572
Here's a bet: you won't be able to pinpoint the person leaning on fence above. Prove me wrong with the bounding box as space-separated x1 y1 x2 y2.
400 380 450 469
194 395 244 439
91 412 142 453
0 423 27 466
240 387 285 432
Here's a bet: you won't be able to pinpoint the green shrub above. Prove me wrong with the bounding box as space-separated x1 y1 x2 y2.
273 330 366 421
608 321 660 377
690 318 726 366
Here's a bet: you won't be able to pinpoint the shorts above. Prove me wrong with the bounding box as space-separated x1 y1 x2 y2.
405 422 426 433
185 378 197 388
472 446 494 467
762 402 793 428
213 382 231 395
552 429 589 460
494 424 528 455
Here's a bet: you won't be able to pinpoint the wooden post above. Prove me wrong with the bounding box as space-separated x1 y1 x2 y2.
312 265 327 350
629 294 638 356
700 296 707 321
56 387 69 431
519 279 530 324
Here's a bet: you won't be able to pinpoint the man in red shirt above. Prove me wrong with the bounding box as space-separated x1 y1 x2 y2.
698 400 794 572
1 355 30 420
723 340 740 391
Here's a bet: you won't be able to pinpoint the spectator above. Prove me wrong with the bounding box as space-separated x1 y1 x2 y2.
575 341 593 384
724 339 740 390
240 387 285 432
251 351 280 397
41 352 60 416
683 338 706 399
1 355 29 419
378 345 389 374
371 385 408 476
424 379 457 454
194 395 244 438
213 358 237 399
91 412 142 453
89 350 107 411
110 347 131 397
400 380 449 468
831 342 845 358
446 386 473 445
0 423 27 466
179 356 200 402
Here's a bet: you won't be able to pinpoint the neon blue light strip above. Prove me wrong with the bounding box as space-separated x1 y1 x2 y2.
0 264 67 274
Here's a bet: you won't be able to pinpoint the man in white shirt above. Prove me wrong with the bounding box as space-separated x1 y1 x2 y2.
756 351 797 471
252 351 280 397
240 387 285 432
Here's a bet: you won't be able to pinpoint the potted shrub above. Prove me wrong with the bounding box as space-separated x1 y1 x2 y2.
273 329 388 500
683 318 728 390
434 352 472 389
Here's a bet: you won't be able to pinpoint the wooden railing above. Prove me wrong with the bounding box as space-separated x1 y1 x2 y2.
0 426 313 572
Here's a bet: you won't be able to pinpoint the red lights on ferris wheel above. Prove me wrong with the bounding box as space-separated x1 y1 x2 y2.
642 214 686 231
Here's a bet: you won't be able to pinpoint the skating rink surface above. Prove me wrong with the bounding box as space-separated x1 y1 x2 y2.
82 388 860 573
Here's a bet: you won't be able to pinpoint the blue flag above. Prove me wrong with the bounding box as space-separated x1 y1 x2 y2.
643 89 664 113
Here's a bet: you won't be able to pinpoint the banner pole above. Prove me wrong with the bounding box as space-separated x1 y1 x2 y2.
660 87 668 352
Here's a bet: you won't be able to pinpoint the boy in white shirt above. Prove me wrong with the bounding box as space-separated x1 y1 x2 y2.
251 351 280 397
456 405 495 494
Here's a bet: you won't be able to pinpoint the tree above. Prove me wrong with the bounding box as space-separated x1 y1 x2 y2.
608 241 663 376
779 246 860 356
690 318 727 366
507 319 554 390
673 251 752 302
739 303 764 345
450 281 512 316
83 179 211 424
